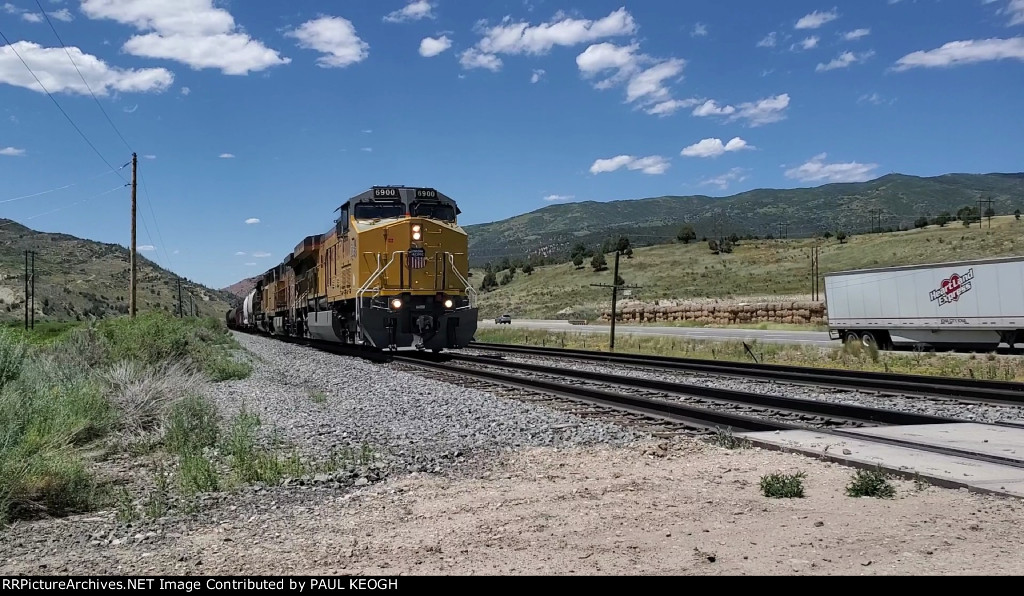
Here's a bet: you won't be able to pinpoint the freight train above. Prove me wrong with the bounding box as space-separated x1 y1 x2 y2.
226 186 478 352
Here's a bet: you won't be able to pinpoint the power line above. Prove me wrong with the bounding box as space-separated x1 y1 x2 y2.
0 184 129 230
33 0 133 152
0 165 126 205
139 171 175 272
0 27 127 183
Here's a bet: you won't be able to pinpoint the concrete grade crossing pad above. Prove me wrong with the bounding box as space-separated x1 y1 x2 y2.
740 423 1024 499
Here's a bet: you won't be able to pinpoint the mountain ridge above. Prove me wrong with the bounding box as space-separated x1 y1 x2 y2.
462 172 1024 265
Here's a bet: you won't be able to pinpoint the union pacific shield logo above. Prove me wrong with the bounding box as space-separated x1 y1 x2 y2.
408 247 426 269
928 268 974 306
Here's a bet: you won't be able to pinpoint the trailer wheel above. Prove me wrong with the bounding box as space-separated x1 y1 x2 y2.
860 332 879 350
844 331 859 345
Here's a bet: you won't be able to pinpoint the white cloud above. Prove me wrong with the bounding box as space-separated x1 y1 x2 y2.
50 8 73 22
858 92 890 105
757 32 777 48
795 9 839 30
575 42 689 115
80 0 290 75
459 48 502 71
692 99 736 117
172 249 179 255
143 154 156 159
794 36 819 50
817 50 875 71
693 93 791 127
245 262 257 266
235 251 247 256
1010 0 1024 25
700 167 749 190
3 3 40 22
287 16 369 68
646 98 701 116
475 7 636 57
363 129 372 133
892 37 1024 71
0 41 173 95
252 251 272 258
419 35 452 58
245 218 259 224
463 7 636 72
0 146 26 156
530 68 545 83
180 86 190 95
361 147 372 152
589 155 670 175
681 137 754 158
219 153 235 159
123 104 138 113
544 194 574 202
384 1 434 23
692 23 708 37
138 244 156 251
784 153 878 183
843 28 870 41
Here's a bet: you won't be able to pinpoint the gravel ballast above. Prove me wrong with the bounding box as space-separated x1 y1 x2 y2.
461 350 1024 425
219 333 642 480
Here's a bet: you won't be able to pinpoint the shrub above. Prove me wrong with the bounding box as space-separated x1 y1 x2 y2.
760 472 806 498
846 468 896 498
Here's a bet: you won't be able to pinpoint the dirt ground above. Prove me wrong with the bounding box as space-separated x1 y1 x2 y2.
3 439 1024 576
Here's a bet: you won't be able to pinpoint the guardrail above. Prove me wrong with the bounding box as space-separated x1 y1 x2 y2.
568 320 588 325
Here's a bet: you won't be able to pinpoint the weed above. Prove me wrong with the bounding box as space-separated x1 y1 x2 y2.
178 450 219 496
115 486 139 523
164 395 220 456
310 390 327 405
145 461 170 520
710 427 750 449
846 468 897 498
760 471 806 498
99 361 206 439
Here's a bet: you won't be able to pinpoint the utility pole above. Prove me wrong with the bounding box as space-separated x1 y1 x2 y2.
30 251 35 330
977 198 994 229
590 251 642 351
177 278 183 318
870 209 885 233
23 251 28 331
130 152 138 319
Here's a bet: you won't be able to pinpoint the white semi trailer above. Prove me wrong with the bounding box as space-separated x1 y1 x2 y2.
824 256 1024 351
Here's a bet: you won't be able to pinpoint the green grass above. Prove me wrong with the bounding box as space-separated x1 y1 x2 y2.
475 327 1024 382
474 215 1024 320
0 313 252 525
760 472 807 498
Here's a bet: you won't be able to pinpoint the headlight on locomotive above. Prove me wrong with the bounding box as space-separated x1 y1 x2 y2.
444 299 454 309
412 224 422 241
391 298 402 310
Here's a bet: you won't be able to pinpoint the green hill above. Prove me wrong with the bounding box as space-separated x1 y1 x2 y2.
465 172 1024 266
0 219 237 323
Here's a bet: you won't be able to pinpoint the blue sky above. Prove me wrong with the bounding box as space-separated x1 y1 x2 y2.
1 1 1023 289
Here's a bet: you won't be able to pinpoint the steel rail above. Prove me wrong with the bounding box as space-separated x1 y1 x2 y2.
468 342 1024 405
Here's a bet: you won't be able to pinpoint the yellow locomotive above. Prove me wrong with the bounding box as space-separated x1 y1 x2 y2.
232 186 478 351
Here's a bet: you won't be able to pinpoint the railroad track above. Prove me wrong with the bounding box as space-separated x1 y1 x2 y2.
469 342 1024 405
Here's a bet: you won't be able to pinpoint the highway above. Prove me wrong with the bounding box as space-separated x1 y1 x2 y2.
476 319 835 347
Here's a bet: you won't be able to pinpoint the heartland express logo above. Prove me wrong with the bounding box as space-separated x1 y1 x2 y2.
929 268 974 306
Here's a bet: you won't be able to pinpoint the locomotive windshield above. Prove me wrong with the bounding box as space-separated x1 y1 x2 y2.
410 202 456 222
354 201 405 220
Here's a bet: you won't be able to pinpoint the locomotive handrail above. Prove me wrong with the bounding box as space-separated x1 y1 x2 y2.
355 252 399 345
447 253 477 309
